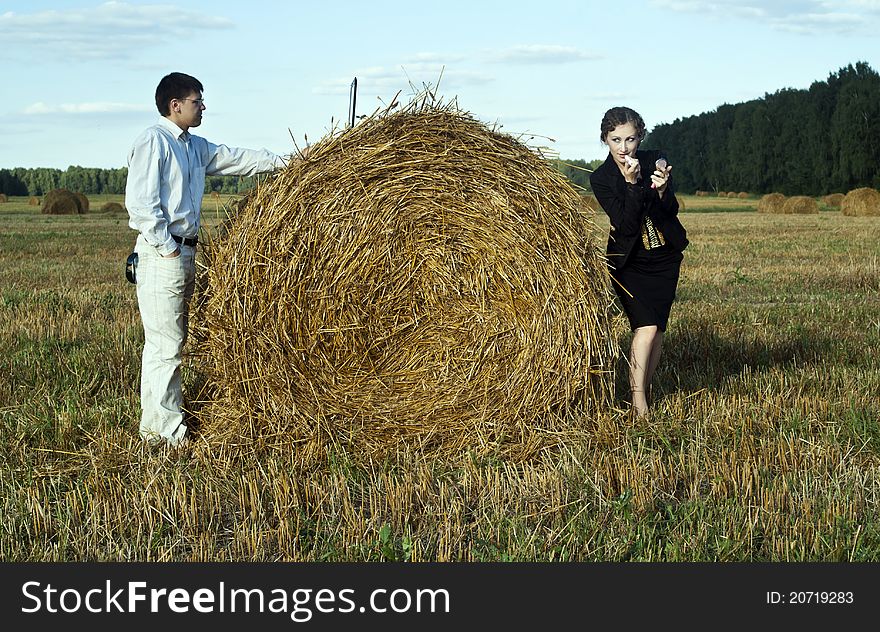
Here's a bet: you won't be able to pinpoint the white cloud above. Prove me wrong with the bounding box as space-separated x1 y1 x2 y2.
314 63 493 96
23 101 153 115
770 11 865 33
0 2 234 61
823 0 880 9
650 0 878 33
312 42 599 97
488 44 602 65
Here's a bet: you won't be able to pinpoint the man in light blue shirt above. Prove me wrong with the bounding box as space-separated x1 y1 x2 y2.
125 71 285 447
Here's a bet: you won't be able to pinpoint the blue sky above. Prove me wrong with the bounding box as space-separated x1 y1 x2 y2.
1 0 878 169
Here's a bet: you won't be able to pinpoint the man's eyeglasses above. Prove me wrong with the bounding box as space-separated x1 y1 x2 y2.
182 98 205 106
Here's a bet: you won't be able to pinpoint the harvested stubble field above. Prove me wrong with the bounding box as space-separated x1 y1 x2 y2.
1 194 878 561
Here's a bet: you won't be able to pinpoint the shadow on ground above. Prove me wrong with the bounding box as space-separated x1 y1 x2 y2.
612 318 841 407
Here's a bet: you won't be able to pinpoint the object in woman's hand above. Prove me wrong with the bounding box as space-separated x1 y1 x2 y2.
624 155 638 168
651 157 668 189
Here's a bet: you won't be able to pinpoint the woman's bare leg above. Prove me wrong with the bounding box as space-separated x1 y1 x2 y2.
644 330 664 404
629 325 659 416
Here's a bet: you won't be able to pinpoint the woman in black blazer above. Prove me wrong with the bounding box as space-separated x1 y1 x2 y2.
589 106 688 416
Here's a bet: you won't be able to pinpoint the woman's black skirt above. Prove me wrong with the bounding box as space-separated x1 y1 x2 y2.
610 244 683 332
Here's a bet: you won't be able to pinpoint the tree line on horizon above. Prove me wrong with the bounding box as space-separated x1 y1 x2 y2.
642 61 880 196
0 166 257 197
2 62 877 199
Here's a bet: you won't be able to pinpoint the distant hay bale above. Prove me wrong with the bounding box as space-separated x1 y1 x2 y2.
726 191 738 198
0 193 7 203
210 191 221 199
41 188 84 215
757 192 786 214
782 195 819 215
28 196 39 206
737 192 749 199
717 191 727 197
74 192 89 212
822 193 844 208
101 201 125 213
695 190 710 197
841 187 880 216
192 97 616 463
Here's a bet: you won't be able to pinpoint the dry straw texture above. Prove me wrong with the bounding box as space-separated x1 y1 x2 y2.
822 193 844 208
28 196 39 206
101 201 125 213
782 196 819 215
41 188 84 215
0 193 7 203
579 194 598 214
192 97 617 464
757 193 786 214
737 192 750 199
74 192 90 212
841 187 880 216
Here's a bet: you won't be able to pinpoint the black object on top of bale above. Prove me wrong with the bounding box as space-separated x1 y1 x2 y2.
191 96 617 464
41 188 84 214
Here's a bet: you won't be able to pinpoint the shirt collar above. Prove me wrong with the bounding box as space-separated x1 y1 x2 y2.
158 116 190 141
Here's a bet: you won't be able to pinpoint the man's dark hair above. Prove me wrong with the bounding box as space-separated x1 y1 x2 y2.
155 72 204 116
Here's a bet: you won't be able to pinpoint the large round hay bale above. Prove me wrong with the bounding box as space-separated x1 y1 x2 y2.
717 191 727 197
841 187 880 216
782 195 819 215
41 188 84 215
193 99 616 463
28 196 39 206
101 201 125 213
0 193 8 203
726 191 738 198
74 192 89 212
757 193 785 214
822 193 844 208
737 192 749 199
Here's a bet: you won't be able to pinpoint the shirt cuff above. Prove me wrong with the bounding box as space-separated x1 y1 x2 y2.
156 238 178 257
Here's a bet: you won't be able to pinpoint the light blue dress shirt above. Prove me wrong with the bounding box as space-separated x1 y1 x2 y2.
125 116 284 255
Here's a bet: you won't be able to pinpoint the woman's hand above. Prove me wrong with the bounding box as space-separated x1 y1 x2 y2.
623 155 641 184
651 164 672 195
